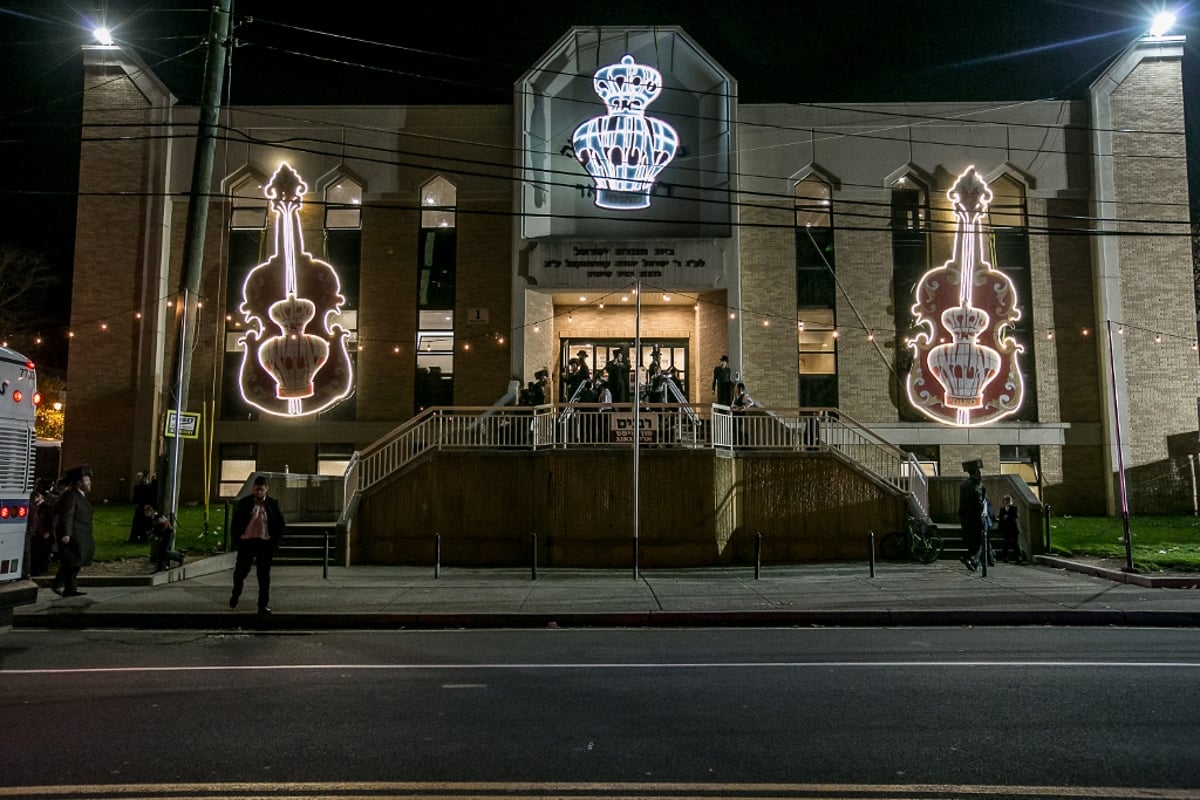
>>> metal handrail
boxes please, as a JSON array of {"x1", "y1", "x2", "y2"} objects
[{"x1": 346, "y1": 404, "x2": 928, "y2": 521}]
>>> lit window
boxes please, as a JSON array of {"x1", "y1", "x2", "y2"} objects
[
  {"x1": 230, "y1": 175, "x2": 267, "y2": 230},
  {"x1": 325, "y1": 178, "x2": 362, "y2": 229}
]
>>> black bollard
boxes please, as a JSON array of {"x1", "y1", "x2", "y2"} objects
[
  {"x1": 868, "y1": 530, "x2": 876, "y2": 578},
  {"x1": 322, "y1": 527, "x2": 329, "y2": 580},
  {"x1": 434, "y1": 532, "x2": 441, "y2": 579},
  {"x1": 531, "y1": 532, "x2": 538, "y2": 581},
  {"x1": 981, "y1": 529, "x2": 989, "y2": 577},
  {"x1": 1044, "y1": 504, "x2": 1052, "y2": 553},
  {"x1": 754, "y1": 531, "x2": 762, "y2": 580}
]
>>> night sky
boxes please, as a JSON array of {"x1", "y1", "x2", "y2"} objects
[{"x1": 1, "y1": 0, "x2": 1196, "y2": 372}]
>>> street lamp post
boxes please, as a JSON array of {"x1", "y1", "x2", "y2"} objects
[
  {"x1": 159, "y1": 0, "x2": 231, "y2": 523},
  {"x1": 1105, "y1": 320, "x2": 1135, "y2": 573}
]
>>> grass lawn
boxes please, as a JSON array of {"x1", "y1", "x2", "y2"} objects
[
  {"x1": 1048, "y1": 514, "x2": 1200, "y2": 573},
  {"x1": 91, "y1": 502, "x2": 231, "y2": 563}
]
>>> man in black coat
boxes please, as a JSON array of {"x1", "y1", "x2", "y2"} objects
[
  {"x1": 957, "y1": 459, "x2": 987, "y2": 572},
  {"x1": 712, "y1": 355, "x2": 734, "y2": 406},
  {"x1": 229, "y1": 474, "x2": 287, "y2": 614},
  {"x1": 129, "y1": 471, "x2": 154, "y2": 543},
  {"x1": 52, "y1": 465, "x2": 94, "y2": 597}
]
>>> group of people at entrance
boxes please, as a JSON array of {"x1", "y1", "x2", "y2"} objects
[
  {"x1": 523, "y1": 345, "x2": 702, "y2": 408},
  {"x1": 957, "y1": 459, "x2": 1028, "y2": 571}
]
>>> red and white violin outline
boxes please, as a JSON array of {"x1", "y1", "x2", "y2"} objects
[
  {"x1": 906, "y1": 166, "x2": 1024, "y2": 427},
  {"x1": 236, "y1": 163, "x2": 353, "y2": 417}
]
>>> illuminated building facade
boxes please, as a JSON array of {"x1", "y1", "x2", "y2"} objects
[{"x1": 64, "y1": 27, "x2": 1196, "y2": 518}]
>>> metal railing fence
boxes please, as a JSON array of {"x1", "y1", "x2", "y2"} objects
[{"x1": 347, "y1": 404, "x2": 927, "y2": 519}]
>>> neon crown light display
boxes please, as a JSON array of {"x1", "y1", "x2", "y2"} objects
[
  {"x1": 905, "y1": 167, "x2": 1025, "y2": 427},
  {"x1": 571, "y1": 54, "x2": 679, "y2": 210},
  {"x1": 236, "y1": 163, "x2": 353, "y2": 417}
]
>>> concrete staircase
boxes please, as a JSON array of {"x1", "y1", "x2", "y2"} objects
[{"x1": 275, "y1": 521, "x2": 337, "y2": 566}]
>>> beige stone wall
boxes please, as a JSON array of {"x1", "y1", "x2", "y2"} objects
[
  {"x1": 454, "y1": 196, "x2": 513, "y2": 406},
  {"x1": 523, "y1": 292, "x2": 554, "y2": 398},
  {"x1": 940, "y1": 445, "x2": 999, "y2": 478},
  {"x1": 697, "y1": 290, "x2": 731, "y2": 404},
  {"x1": 1110, "y1": 59, "x2": 1199, "y2": 471},
  {"x1": 357, "y1": 200, "x2": 418, "y2": 421},
  {"x1": 738, "y1": 199, "x2": 796, "y2": 408},
  {"x1": 835, "y1": 198, "x2": 896, "y2": 421}
]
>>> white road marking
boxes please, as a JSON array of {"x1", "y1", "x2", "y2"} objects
[
  {"x1": 0, "y1": 781, "x2": 1196, "y2": 798},
  {"x1": 2, "y1": 660, "x2": 1200, "y2": 676}
]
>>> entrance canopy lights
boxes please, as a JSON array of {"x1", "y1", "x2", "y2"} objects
[{"x1": 572, "y1": 55, "x2": 679, "y2": 211}]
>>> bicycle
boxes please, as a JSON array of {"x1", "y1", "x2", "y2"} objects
[{"x1": 879, "y1": 520, "x2": 944, "y2": 564}]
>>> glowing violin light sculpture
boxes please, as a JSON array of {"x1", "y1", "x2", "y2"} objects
[
  {"x1": 236, "y1": 163, "x2": 353, "y2": 416},
  {"x1": 906, "y1": 167, "x2": 1024, "y2": 426},
  {"x1": 571, "y1": 54, "x2": 679, "y2": 210}
]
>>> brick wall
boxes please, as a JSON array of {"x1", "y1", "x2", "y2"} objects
[
  {"x1": 835, "y1": 197, "x2": 895, "y2": 420},
  {"x1": 1110, "y1": 59, "x2": 1199, "y2": 475},
  {"x1": 738, "y1": 199, "x2": 796, "y2": 407}
]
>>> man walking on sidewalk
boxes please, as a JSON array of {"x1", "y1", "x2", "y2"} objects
[
  {"x1": 957, "y1": 459, "x2": 987, "y2": 572},
  {"x1": 52, "y1": 465, "x2": 94, "y2": 597},
  {"x1": 229, "y1": 475, "x2": 286, "y2": 615}
]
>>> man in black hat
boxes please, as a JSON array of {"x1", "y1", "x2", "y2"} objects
[
  {"x1": 575, "y1": 349, "x2": 591, "y2": 383},
  {"x1": 957, "y1": 459, "x2": 987, "y2": 572},
  {"x1": 712, "y1": 355, "x2": 734, "y2": 406},
  {"x1": 229, "y1": 474, "x2": 287, "y2": 614},
  {"x1": 52, "y1": 465, "x2": 94, "y2": 597},
  {"x1": 604, "y1": 347, "x2": 628, "y2": 403}
]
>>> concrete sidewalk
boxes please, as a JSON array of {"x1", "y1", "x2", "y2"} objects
[{"x1": 11, "y1": 555, "x2": 1200, "y2": 630}]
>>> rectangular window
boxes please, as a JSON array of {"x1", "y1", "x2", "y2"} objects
[
  {"x1": 416, "y1": 310, "x2": 454, "y2": 412},
  {"x1": 218, "y1": 443, "x2": 256, "y2": 498},
  {"x1": 325, "y1": 229, "x2": 361, "y2": 329},
  {"x1": 993, "y1": 228, "x2": 1037, "y2": 422},
  {"x1": 221, "y1": 230, "x2": 266, "y2": 421},
  {"x1": 796, "y1": 227, "x2": 836, "y2": 307},
  {"x1": 418, "y1": 227, "x2": 457, "y2": 309},
  {"x1": 798, "y1": 308, "x2": 837, "y2": 406},
  {"x1": 316, "y1": 443, "x2": 355, "y2": 477},
  {"x1": 902, "y1": 445, "x2": 940, "y2": 477},
  {"x1": 891, "y1": 189, "x2": 927, "y2": 271},
  {"x1": 1000, "y1": 445, "x2": 1041, "y2": 499}
]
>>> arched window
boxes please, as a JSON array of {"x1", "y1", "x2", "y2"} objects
[
  {"x1": 319, "y1": 174, "x2": 362, "y2": 421},
  {"x1": 421, "y1": 176, "x2": 457, "y2": 229},
  {"x1": 795, "y1": 176, "x2": 837, "y2": 406},
  {"x1": 416, "y1": 177, "x2": 457, "y2": 413},
  {"x1": 229, "y1": 175, "x2": 267, "y2": 230},
  {"x1": 324, "y1": 177, "x2": 362, "y2": 229},
  {"x1": 890, "y1": 176, "x2": 928, "y2": 271},
  {"x1": 987, "y1": 174, "x2": 1036, "y2": 421},
  {"x1": 222, "y1": 172, "x2": 269, "y2": 420}
]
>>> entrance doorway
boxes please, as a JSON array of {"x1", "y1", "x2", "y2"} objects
[{"x1": 560, "y1": 338, "x2": 690, "y2": 402}]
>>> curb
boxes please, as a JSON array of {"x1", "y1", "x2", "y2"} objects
[
  {"x1": 15, "y1": 608, "x2": 1200, "y2": 631},
  {"x1": 31, "y1": 552, "x2": 237, "y2": 588},
  {"x1": 1035, "y1": 555, "x2": 1200, "y2": 589}
]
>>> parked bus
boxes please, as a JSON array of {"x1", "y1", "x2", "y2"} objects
[{"x1": 0, "y1": 346, "x2": 38, "y2": 584}]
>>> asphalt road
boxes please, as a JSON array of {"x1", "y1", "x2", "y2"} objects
[{"x1": 2, "y1": 627, "x2": 1198, "y2": 799}]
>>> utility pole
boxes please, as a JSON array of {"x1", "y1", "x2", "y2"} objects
[{"x1": 160, "y1": 0, "x2": 232, "y2": 523}]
